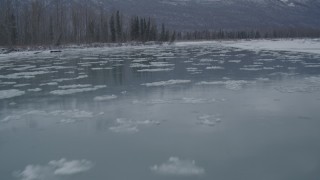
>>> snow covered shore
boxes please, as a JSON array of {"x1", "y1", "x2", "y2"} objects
[
  {"x1": 1, "y1": 39, "x2": 320, "y2": 59},
  {"x1": 221, "y1": 39, "x2": 320, "y2": 54}
]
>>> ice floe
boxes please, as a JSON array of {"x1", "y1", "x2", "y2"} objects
[
  {"x1": 0, "y1": 71, "x2": 50, "y2": 79},
  {"x1": 109, "y1": 118, "x2": 160, "y2": 133},
  {"x1": 196, "y1": 80, "x2": 253, "y2": 90},
  {"x1": 13, "y1": 84, "x2": 30, "y2": 87},
  {"x1": 150, "y1": 157, "x2": 205, "y2": 176},
  {"x1": 13, "y1": 158, "x2": 93, "y2": 180},
  {"x1": 1, "y1": 115, "x2": 22, "y2": 123},
  {"x1": 137, "y1": 68, "x2": 174, "y2": 72},
  {"x1": 142, "y1": 80, "x2": 191, "y2": 87},
  {"x1": 58, "y1": 84, "x2": 92, "y2": 89},
  {"x1": 0, "y1": 89, "x2": 25, "y2": 99},
  {"x1": 50, "y1": 85, "x2": 106, "y2": 95},
  {"x1": 206, "y1": 66, "x2": 224, "y2": 70},
  {"x1": 27, "y1": 88, "x2": 42, "y2": 92},
  {"x1": 197, "y1": 114, "x2": 221, "y2": 127},
  {"x1": 94, "y1": 95, "x2": 118, "y2": 101}
]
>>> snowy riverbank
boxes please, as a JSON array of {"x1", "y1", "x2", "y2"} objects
[{"x1": 1, "y1": 39, "x2": 320, "y2": 59}]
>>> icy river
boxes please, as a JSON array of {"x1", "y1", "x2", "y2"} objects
[{"x1": 1, "y1": 40, "x2": 320, "y2": 180}]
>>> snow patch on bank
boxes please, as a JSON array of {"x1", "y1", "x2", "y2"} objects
[{"x1": 223, "y1": 39, "x2": 320, "y2": 54}]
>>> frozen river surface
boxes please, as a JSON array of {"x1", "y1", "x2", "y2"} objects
[{"x1": 1, "y1": 40, "x2": 320, "y2": 180}]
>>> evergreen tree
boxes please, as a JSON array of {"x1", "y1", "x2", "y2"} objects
[{"x1": 110, "y1": 14, "x2": 116, "y2": 42}]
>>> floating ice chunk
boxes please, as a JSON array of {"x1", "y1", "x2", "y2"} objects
[
  {"x1": 136, "y1": 120, "x2": 161, "y2": 125},
  {"x1": 13, "y1": 158, "x2": 93, "y2": 180},
  {"x1": 12, "y1": 65, "x2": 37, "y2": 71},
  {"x1": 150, "y1": 157, "x2": 205, "y2": 176},
  {"x1": 109, "y1": 122, "x2": 139, "y2": 133},
  {"x1": 196, "y1": 80, "x2": 252, "y2": 90},
  {"x1": 94, "y1": 95, "x2": 118, "y2": 101},
  {"x1": 91, "y1": 67, "x2": 112, "y2": 70},
  {"x1": 225, "y1": 80, "x2": 251, "y2": 90},
  {"x1": 109, "y1": 118, "x2": 139, "y2": 133},
  {"x1": 132, "y1": 58, "x2": 148, "y2": 63},
  {"x1": 240, "y1": 67, "x2": 261, "y2": 71},
  {"x1": 59, "y1": 119, "x2": 77, "y2": 124},
  {"x1": 0, "y1": 71, "x2": 50, "y2": 79},
  {"x1": 13, "y1": 84, "x2": 30, "y2": 87},
  {"x1": 196, "y1": 81, "x2": 226, "y2": 85},
  {"x1": 137, "y1": 68, "x2": 173, "y2": 72},
  {"x1": 181, "y1": 97, "x2": 215, "y2": 104},
  {"x1": 228, "y1": 60, "x2": 241, "y2": 63},
  {"x1": 0, "y1": 89, "x2": 25, "y2": 99},
  {"x1": 199, "y1": 59, "x2": 214, "y2": 62},
  {"x1": 27, "y1": 88, "x2": 42, "y2": 92},
  {"x1": 58, "y1": 84, "x2": 92, "y2": 89},
  {"x1": 305, "y1": 76, "x2": 320, "y2": 83},
  {"x1": 40, "y1": 82, "x2": 58, "y2": 86},
  {"x1": 49, "y1": 109, "x2": 93, "y2": 118},
  {"x1": 256, "y1": 78, "x2": 270, "y2": 81},
  {"x1": 305, "y1": 64, "x2": 320, "y2": 68},
  {"x1": 206, "y1": 66, "x2": 224, "y2": 70},
  {"x1": 142, "y1": 80, "x2": 191, "y2": 87},
  {"x1": 82, "y1": 57, "x2": 99, "y2": 60},
  {"x1": 0, "y1": 81, "x2": 16, "y2": 85},
  {"x1": 52, "y1": 75, "x2": 88, "y2": 82},
  {"x1": 109, "y1": 118, "x2": 160, "y2": 133},
  {"x1": 150, "y1": 62, "x2": 175, "y2": 67},
  {"x1": 50, "y1": 85, "x2": 106, "y2": 95},
  {"x1": 1, "y1": 115, "x2": 21, "y2": 123},
  {"x1": 197, "y1": 114, "x2": 221, "y2": 127},
  {"x1": 130, "y1": 63, "x2": 151, "y2": 68},
  {"x1": 263, "y1": 67, "x2": 275, "y2": 70}
]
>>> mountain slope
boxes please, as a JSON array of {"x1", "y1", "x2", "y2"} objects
[{"x1": 98, "y1": 0, "x2": 320, "y2": 30}]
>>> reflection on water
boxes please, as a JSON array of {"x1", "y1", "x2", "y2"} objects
[{"x1": 1, "y1": 42, "x2": 320, "y2": 180}]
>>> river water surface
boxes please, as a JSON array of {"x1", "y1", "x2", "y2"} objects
[{"x1": 1, "y1": 41, "x2": 320, "y2": 180}]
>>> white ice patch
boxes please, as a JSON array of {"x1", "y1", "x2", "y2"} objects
[
  {"x1": 196, "y1": 80, "x2": 252, "y2": 90},
  {"x1": 94, "y1": 95, "x2": 118, "y2": 101},
  {"x1": 142, "y1": 80, "x2": 191, "y2": 87},
  {"x1": 228, "y1": 60, "x2": 241, "y2": 63},
  {"x1": 40, "y1": 82, "x2": 58, "y2": 86},
  {"x1": 0, "y1": 89, "x2": 25, "y2": 99},
  {"x1": 13, "y1": 158, "x2": 93, "y2": 180},
  {"x1": 27, "y1": 88, "x2": 42, "y2": 92},
  {"x1": 13, "y1": 84, "x2": 30, "y2": 87},
  {"x1": 206, "y1": 66, "x2": 224, "y2": 70},
  {"x1": 58, "y1": 84, "x2": 92, "y2": 89},
  {"x1": 1, "y1": 115, "x2": 21, "y2": 123},
  {"x1": 52, "y1": 75, "x2": 88, "y2": 82},
  {"x1": 50, "y1": 85, "x2": 106, "y2": 95},
  {"x1": 91, "y1": 67, "x2": 112, "y2": 70},
  {"x1": 109, "y1": 118, "x2": 160, "y2": 133},
  {"x1": 150, "y1": 157, "x2": 205, "y2": 176},
  {"x1": 223, "y1": 39, "x2": 320, "y2": 54},
  {"x1": 49, "y1": 109, "x2": 94, "y2": 119},
  {"x1": 137, "y1": 68, "x2": 173, "y2": 72},
  {"x1": 181, "y1": 97, "x2": 216, "y2": 104},
  {"x1": 197, "y1": 114, "x2": 221, "y2": 127},
  {"x1": 0, "y1": 71, "x2": 50, "y2": 79}
]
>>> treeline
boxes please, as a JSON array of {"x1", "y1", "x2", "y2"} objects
[
  {"x1": 176, "y1": 28, "x2": 320, "y2": 40},
  {"x1": 1, "y1": 0, "x2": 320, "y2": 47},
  {"x1": 0, "y1": 0, "x2": 175, "y2": 46}
]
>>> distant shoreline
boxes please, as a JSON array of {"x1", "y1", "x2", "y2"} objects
[{"x1": 1, "y1": 38, "x2": 319, "y2": 56}]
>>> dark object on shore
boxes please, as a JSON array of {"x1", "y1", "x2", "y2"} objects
[{"x1": 50, "y1": 50, "x2": 62, "y2": 53}]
